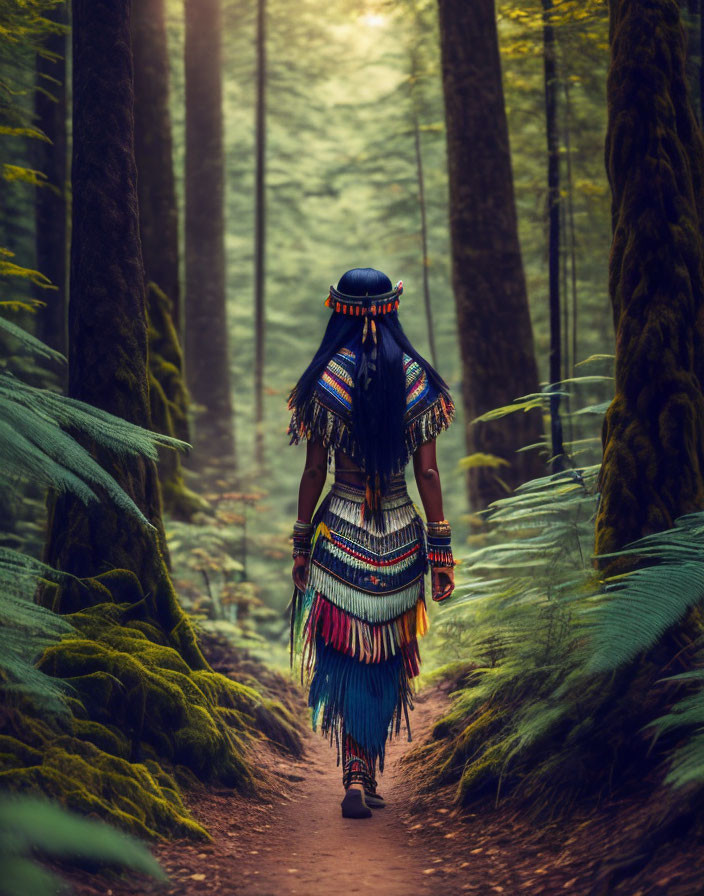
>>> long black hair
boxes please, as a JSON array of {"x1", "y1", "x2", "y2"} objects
[{"x1": 289, "y1": 268, "x2": 451, "y2": 491}]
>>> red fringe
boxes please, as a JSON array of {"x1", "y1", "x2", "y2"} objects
[{"x1": 302, "y1": 592, "x2": 425, "y2": 678}]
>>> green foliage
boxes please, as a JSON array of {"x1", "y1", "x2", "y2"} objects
[
  {"x1": 0, "y1": 794, "x2": 167, "y2": 896},
  {"x1": 497, "y1": 0, "x2": 613, "y2": 390},
  {"x1": 582, "y1": 514, "x2": 704, "y2": 673},
  {"x1": 162, "y1": 0, "x2": 616, "y2": 630},
  {"x1": 0, "y1": 310, "x2": 61, "y2": 360},
  {"x1": 0, "y1": 321, "x2": 300, "y2": 847},
  {"x1": 0, "y1": 305, "x2": 186, "y2": 718},
  {"x1": 415, "y1": 371, "x2": 704, "y2": 814},
  {"x1": 645, "y1": 671, "x2": 704, "y2": 789},
  {"x1": 0, "y1": 0, "x2": 68, "y2": 316},
  {"x1": 0, "y1": 368, "x2": 188, "y2": 529},
  {"x1": 36, "y1": 578, "x2": 292, "y2": 785},
  {"x1": 166, "y1": 488, "x2": 291, "y2": 664},
  {"x1": 0, "y1": 547, "x2": 77, "y2": 715}
]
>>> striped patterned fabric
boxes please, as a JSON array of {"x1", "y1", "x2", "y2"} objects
[
  {"x1": 291, "y1": 475, "x2": 429, "y2": 772},
  {"x1": 287, "y1": 337, "x2": 455, "y2": 779},
  {"x1": 287, "y1": 346, "x2": 454, "y2": 462}
]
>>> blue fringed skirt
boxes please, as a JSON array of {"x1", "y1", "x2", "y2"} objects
[{"x1": 290, "y1": 475, "x2": 429, "y2": 771}]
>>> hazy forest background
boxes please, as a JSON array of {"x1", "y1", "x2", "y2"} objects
[
  {"x1": 5, "y1": 0, "x2": 704, "y2": 892},
  {"x1": 2, "y1": 0, "x2": 617, "y2": 666}
]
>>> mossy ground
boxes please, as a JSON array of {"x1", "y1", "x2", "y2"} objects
[{"x1": 2, "y1": 569, "x2": 302, "y2": 841}]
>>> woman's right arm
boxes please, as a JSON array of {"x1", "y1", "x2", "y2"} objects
[
  {"x1": 413, "y1": 439, "x2": 455, "y2": 601},
  {"x1": 412, "y1": 438, "x2": 444, "y2": 522}
]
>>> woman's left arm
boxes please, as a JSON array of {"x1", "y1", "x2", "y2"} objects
[{"x1": 292, "y1": 437, "x2": 328, "y2": 590}]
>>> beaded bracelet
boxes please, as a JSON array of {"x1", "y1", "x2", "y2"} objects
[
  {"x1": 426, "y1": 519, "x2": 455, "y2": 569},
  {"x1": 292, "y1": 519, "x2": 313, "y2": 559}
]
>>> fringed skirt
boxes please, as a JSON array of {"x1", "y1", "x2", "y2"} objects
[{"x1": 290, "y1": 475, "x2": 429, "y2": 772}]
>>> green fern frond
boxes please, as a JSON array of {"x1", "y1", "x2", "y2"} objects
[
  {"x1": 0, "y1": 417, "x2": 103, "y2": 499},
  {"x1": 645, "y1": 687, "x2": 704, "y2": 741},
  {"x1": 2, "y1": 164, "x2": 50, "y2": 187},
  {"x1": 0, "y1": 373, "x2": 188, "y2": 458},
  {"x1": 0, "y1": 253, "x2": 54, "y2": 287},
  {"x1": 0, "y1": 371, "x2": 191, "y2": 529},
  {"x1": 0, "y1": 794, "x2": 167, "y2": 896},
  {"x1": 0, "y1": 547, "x2": 79, "y2": 715},
  {"x1": 0, "y1": 316, "x2": 65, "y2": 362},
  {"x1": 581, "y1": 513, "x2": 704, "y2": 673},
  {"x1": 0, "y1": 124, "x2": 50, "y2": 141},
  {"x1": 575, "y1": 353, "x2": 615, "y2": 366},
  {"x1": 662, "y1": 732, "x2": 704, "y2": 789}
]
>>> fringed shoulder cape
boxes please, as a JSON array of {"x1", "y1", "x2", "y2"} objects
[
  {"x1": 287, "y1": 345, "x2": 455, "y2": 469},
  {"x1": 287, "y1": 344, "x2": 455, "y2": 770}
]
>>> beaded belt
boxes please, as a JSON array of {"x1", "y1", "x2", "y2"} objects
[{"x1": 331, "y1": 474, "x2": 410, "y2": 507}]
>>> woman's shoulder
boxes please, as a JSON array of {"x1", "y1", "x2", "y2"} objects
[
  {"x1": 317, "y1": 345, "x2": 356, "y2": 412},
  {"x1": 401, "y1": 352, "x2": 456, "y2": 452},
  {"x1": 402, "y1": 352, "x2": 430, "y2": 411},
  {"x1": 287, "y1": 345, "x2": 358, "y2": 453}
]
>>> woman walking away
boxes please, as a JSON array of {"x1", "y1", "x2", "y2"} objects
[{"x1": 288, "y1": 267, "x2": 456, "y2": 819}]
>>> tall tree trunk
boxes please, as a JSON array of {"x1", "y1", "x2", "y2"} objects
[
  {"x1": 131, "y1": 0, "x2": 181, "y2": 338},
  {"x1": 253, "y1": 0, "x2": 266, "y2": 468},
  {"x1": 437, "y1": 0, "x2": 545, "y2": 510},
  {"x1": 413, "y1": 108, "x2": 437, "y2": 368},
  {"x1": 682, "y1": 0, "x2": 702, "y2": 122},
  {"x1": 44, "y1": 0, "x2": 208, "y2": 671},
  {"x1": 408, "y1": 3, "x2": 438, "y2": 368},
  {"x1": 542, "y1": 0, "x2": 564, "y2": 470},
  {"x1": 184, "y1": 0, "x2": 236, "y2": 478},
  {"x1": 563, "y1": 76, "x2": 579, "y2": 376},
  {"x1": 596, "y1": 0, "x2": 704, "y2": 557},
  {"x1": 34, "y1": 1, "x2": 68, "y2": 361},
  {"x1": 132, "y1": 0, "x2": 201, "y2": 519},
  {"x1": 700, "y1": 1, "x2": 704, "y2": 124}
]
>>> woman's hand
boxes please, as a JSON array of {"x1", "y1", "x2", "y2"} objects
[
  {"x1": 292, "y1": 554, "x2": 310, "y2": 592},
  {"x1": 432, "y1": 566, "x2": 455, "y2": 602}
]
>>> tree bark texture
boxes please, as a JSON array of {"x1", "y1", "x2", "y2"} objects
[
  {"x1": 184, "y1": 0, "x2": 236, "y2": 476},
  {"x1": 596, "y1": 0, "x2": 704, "y2": 556},
  {"x1": 437, "y1": 0, "x2": 545, "y2": 511},
  {"x1": 131, "y1": 0, "x2": 182, "y2": 337},
  {"x1": 413, "y1": 106, "x2": 438, "y2": 369},
  {"x1": 131, "y1": 0, "x2": 195, "y2": 515},
  {"x1": 44, "y1": 0, "x2": 207, "y2": 671},
  {"x1": 542, "y1": 0, "x2": 565, "y2": 470},
  {"x1": 253, "y1": 0, "x2": 266, "y2": 468},
  {"x1": 34, "y1": 2, "x2": 68, "y2": 359}
]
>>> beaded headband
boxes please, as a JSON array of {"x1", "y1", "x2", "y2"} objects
[{"x1": 324, "y1": 280, "x2": 403, "y2": 316}]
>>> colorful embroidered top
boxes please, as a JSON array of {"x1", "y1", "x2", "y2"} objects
[{"x1": 287, "y1": 344, "x2": 455, "y2": 467}]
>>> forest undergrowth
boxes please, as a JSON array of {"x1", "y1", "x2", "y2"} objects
[
  {"x1": 0, "y1": 305, "x2": 304, "y2": 894},
  {"x1": 405, "y1": 374, "x2": 704, "y2": 860}
]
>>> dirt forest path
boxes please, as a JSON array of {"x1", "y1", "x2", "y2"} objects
[
  {"x1": 57, "y1": 680, "x2": 701, "y2": 896},
  {"x1": 210, "y1": 691, "x2": 445, "y2": 896}
]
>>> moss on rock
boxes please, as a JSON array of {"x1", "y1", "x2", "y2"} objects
[
  {"x1": 3, "y1": 569, "x2": 303, "y2": 841},
  {"x1": 0, "y1": 701, "x2": 209, "y2": 841}
]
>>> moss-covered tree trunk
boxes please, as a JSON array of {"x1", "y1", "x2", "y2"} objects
[
  {"x1": 43, "y1": 0, "x2": 208, "y2": 672},
  {"x1": 184, "y1": 0, "x2": 236, "y2": 479},
  {"x1": 437, "y1": 0, "x2": 545, "y2": 511},
  {"x1": 595, "y1": 0, "x2": 704, "y2": 557},
  {"x1": 34, "y1": 1, "x2": 68, "y2": 360}
]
